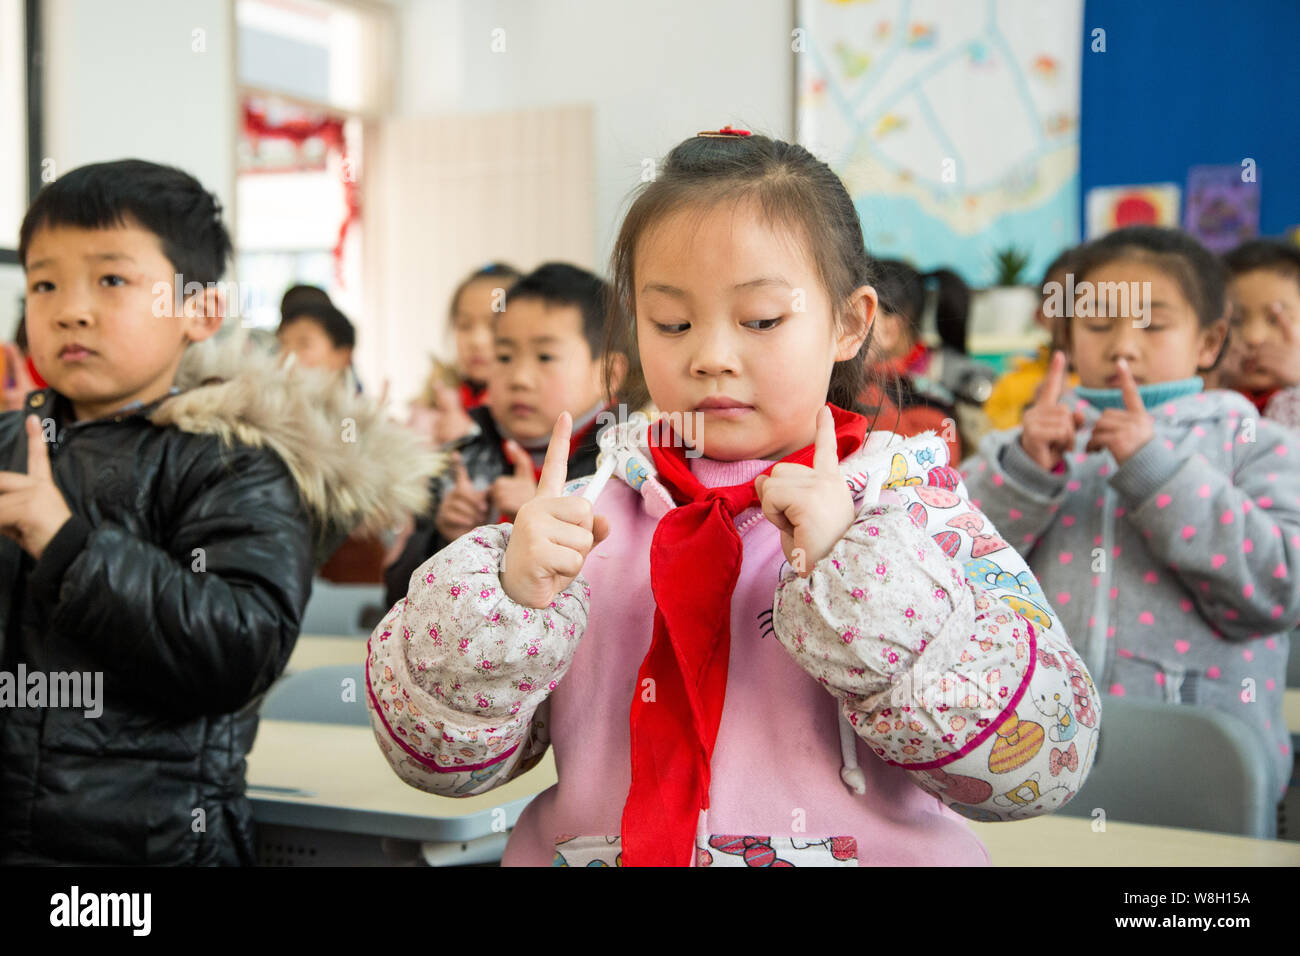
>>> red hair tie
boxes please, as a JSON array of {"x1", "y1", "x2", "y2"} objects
[{"x1": 697, "y1": 125, "x2": 751, "y2": 137}]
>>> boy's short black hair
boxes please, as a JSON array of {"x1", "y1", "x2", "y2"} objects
[
  {"x1": 280, "y1": 284, "x2": 333, "y2": 323},
  {"x1": 1223, "y1": 239, "x2": 1300, "y2": 289},
  {"x1": 18, "y1": 159, "x2": 231, "y2": 287},
  {"x1": 1072, "y1": 226, "x2": 1227, "y2": 328},
  {"x1": 278, "y1": 301, "x2": 356, "y2": 350},
  {"x1": 505, "y1": 262, "x2": 610, "y2": 358}
]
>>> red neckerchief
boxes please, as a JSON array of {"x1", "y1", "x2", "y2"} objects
[
  {"x1": 493, "y1": 407, "x2": 608, "y2": 524},
  {"x1": 26, "y1": 356, "x2": 47, "y2": 389},
  {"x1": 459, "y1": 379, "x2": 487, "y2": 410},
  {"x1": 872, "y1": 341, "x2": 929, "y2": 379},
  {"x1": 1239, "y1": 386, "x2": 1279, "y2": 414},
  {"x1": 620, "y1": 403, "x2": 871, "y2": 866}
]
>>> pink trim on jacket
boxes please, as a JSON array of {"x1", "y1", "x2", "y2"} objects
[
  {"x1": 365, "y1": 650, "x2": 520, "y2": 773},
  {"x1": 879, "y1": 623, "x2": 1039, "y2": 771}
]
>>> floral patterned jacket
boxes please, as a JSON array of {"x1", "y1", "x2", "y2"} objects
[{"x1": 366, "y1": 420, "x2": 1099, "y2": 866}]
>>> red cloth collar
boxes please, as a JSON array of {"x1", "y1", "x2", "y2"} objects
[
  {"x1": 874, "y1": 341, "x2": 929, "y2": 379},
  {"x1": 620, "y1": 403, "x2": 870, "y2": 866},
  {"x1": 26, "y1": 356, "x2": 47, "y2": 389},
  {"x1": 459, "y1": 379, "x2": 487, "y2": 410},
  {"x1": 1239, "y1": 387, "x2": 1279, "y2": 414}
]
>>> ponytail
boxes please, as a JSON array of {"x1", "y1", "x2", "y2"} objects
[{"x1": 925, "y1": 268, "x2": 971, "y2": 354}]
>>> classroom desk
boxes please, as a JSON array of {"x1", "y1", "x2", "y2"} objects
[
  {"x1": 284, "y1": 634, "x2": 367, "y2": 674},
  {"x1": 969, "y1": 815, "x2": 1300, "y2": 866},
  {"x1": 1284, "y1": 689, "x2": 1300, "y2": 735},
  {"x1": 247, "y1": 719, "x2": 557, "y2": 844},
  {"x1": 247, "y1": 720, "x2": 1300, "y2": 866}
]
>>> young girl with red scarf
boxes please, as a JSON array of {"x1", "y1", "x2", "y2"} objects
[
  {"x1": 366, "y1": 131, "x2": 1098, "y2": 866},
  {"x1": 408, "y1": 262, "x2": 523, "y2": 446}
]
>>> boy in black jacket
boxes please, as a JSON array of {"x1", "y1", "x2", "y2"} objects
[
  {"x1": 384, "y1": 263, "x2": 625, "y2": 608},
  {"x1": 0, "y1": 160, "x2": 430, "y2": 864}
]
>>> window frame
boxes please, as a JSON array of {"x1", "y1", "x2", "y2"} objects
[{"x1": 1, "y1": 0, "x2": 42, "y2": 264}]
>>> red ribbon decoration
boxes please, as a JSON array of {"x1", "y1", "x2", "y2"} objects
[{"x1": 241, "y1": 101, "x2": 359, "y2": 288}]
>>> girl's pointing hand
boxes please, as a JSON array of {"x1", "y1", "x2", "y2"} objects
[
  {"x1": 754, "y1": 405, "x2": 853, "y2": 577},
  {"x1": 500, "y1": 412, "x2": 611, "y2": 608}
]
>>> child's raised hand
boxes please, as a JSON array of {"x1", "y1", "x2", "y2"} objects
[
  {"x1": 1020, "y1": 350, "x2": 1087, "y2": 472},
  {"x1": 500, "y1": 412, "x2": 611, "y2": 608},
  {"x1": 1085, "y1": 357, "x2": 1154, "y2": 463},
  {"x1": 434, "y1": 452, "x2": 490, "y2": 543},
  {"x1": 1, "y1": 343, "x2": 35, "y2": 412},
  {"x1": 753, "y1": 405, "x2": 854, "y2": 577},
  {"x1": 431, "y1": 384, "x2": 475, "y2": 445},
  {"x1": 1251, "y1": 301, "x2": 1300, "y2": 388},
  {"x1": 489, "y1": 440, "x2": 538, "y2": 522},
  {"x1": 0, "y1": 415, "x2": 73, "y2": 560}
]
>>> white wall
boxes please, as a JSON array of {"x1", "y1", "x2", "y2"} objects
[
  {"x1": 395, "y1": 0, "x2": 795, "y2": 270},
  {"x1": 42, "y1": 0, "x2": 237, "y2": 229}
]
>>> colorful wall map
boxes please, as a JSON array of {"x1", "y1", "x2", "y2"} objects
[{"x1": 796, "y1": 0, "x2": 1084, "y2": 286}]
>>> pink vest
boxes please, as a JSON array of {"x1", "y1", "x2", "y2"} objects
[{"x1": 502, "y1": 455, "x2": 990, "y2": 866}]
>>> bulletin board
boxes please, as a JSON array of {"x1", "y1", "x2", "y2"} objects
[
  {"x1": 1080, "y1": 0, "x2": 1300, "y2": 241},
  {"x1": 795, "y1": 0, "x2": 1085, "y2": 287}
]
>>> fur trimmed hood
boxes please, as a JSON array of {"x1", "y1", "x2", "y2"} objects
[{"x1": 151, "y1": 333, "x2": 442, "y2": 536}]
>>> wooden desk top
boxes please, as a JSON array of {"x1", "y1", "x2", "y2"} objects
[
  {"x1": 1284, "y1": 688, "x2": 1300, "y2": 735},
  {"x1": 285, "y1": 635, "x2": 368, "y2": 674},
  {"x1": 247, "y1": 719, "x2": 558, "y2": 842},
  {"x1": 969, "y1": 815, "x2": 1300, "y2": 866},
  {"x1": 248, "y1": 720, "x2": 1300, "y2": 863}
]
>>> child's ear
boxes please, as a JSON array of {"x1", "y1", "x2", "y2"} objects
[
  {"x1": 1197, "y1": 314, "x2": 1231, "y2": 371},
  {"x1": 181, "y1": 285, "x2": 224, "y2": 344},
  {"x1": 604, "y1": 352, "x2": 629, "y2": 398},
  {"x1": 836, "y1": 285, "x2": 876, "y2": 361}
]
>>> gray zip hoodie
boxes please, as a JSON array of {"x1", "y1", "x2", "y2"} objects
[{"x1": 961, "y1": 385, "x2": 1299, "y2": 798}]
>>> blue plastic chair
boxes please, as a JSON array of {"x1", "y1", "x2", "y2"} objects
[
  {"x1": 261, "y1": 664, "x2": 370, "y2": 726},
  {"x1": 300, "y1": 579, "x2": 385, "y2": 636},
  {"x1": 1055, "y1": 695, "x2": 1277, "y2": 838}
]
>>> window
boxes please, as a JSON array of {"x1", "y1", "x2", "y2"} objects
[
  {"x1": 233, "y1": 0, "x2": 390, "y2": 331},
  {"x1": 1, "y1": 0, "x2": 31, "y2": 257},
  {"x1": 0, "y1": 0, "x2": 37, "y2": 341}
]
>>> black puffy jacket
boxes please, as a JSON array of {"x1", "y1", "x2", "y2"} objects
[{"x1": 0, "y1": 339, "x2": 436, "y2": 865}]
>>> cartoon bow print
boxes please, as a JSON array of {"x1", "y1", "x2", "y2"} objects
[{"x1": 1049, "y1": 742, "x2": 1079, "y2": 776}]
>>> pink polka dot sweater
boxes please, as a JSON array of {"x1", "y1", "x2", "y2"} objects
[
  {"x1": 366, "y1": 423, "x2": 1098, "y2": 866},
  {"x1": 962, "y1": 386, "x2": 1299, "y2": 798}
]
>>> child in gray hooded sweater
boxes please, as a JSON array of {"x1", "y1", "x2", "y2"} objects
[{"x1": 962, "y1": 227, "x2": 1300, "y2": 800}]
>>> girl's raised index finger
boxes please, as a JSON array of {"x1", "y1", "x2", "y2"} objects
[
  {"x1": 536, "y1": 411, "x2": 572, "y2": 498},
  {"x1": 1116, "y1": 358, "x2": 1146, "y2": 412},
  {"x1": 1041, "y1": 350, "x2": 1067, "y2": 404},
  {"x1": 813, "y1": 404, "x2": 840, "y2": 474}
]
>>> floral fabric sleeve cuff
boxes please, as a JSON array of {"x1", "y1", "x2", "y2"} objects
[
  {"x1": 773, "y1": 500, "x2": 1100, "y2": 821},
  {"x1": 366, "y1": 523, "x2": 589, "y2": 796}
]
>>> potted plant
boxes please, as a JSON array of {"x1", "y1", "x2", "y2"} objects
[{"x1": 968, "y1": 243, "x2": 1042, "y2": 348}]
